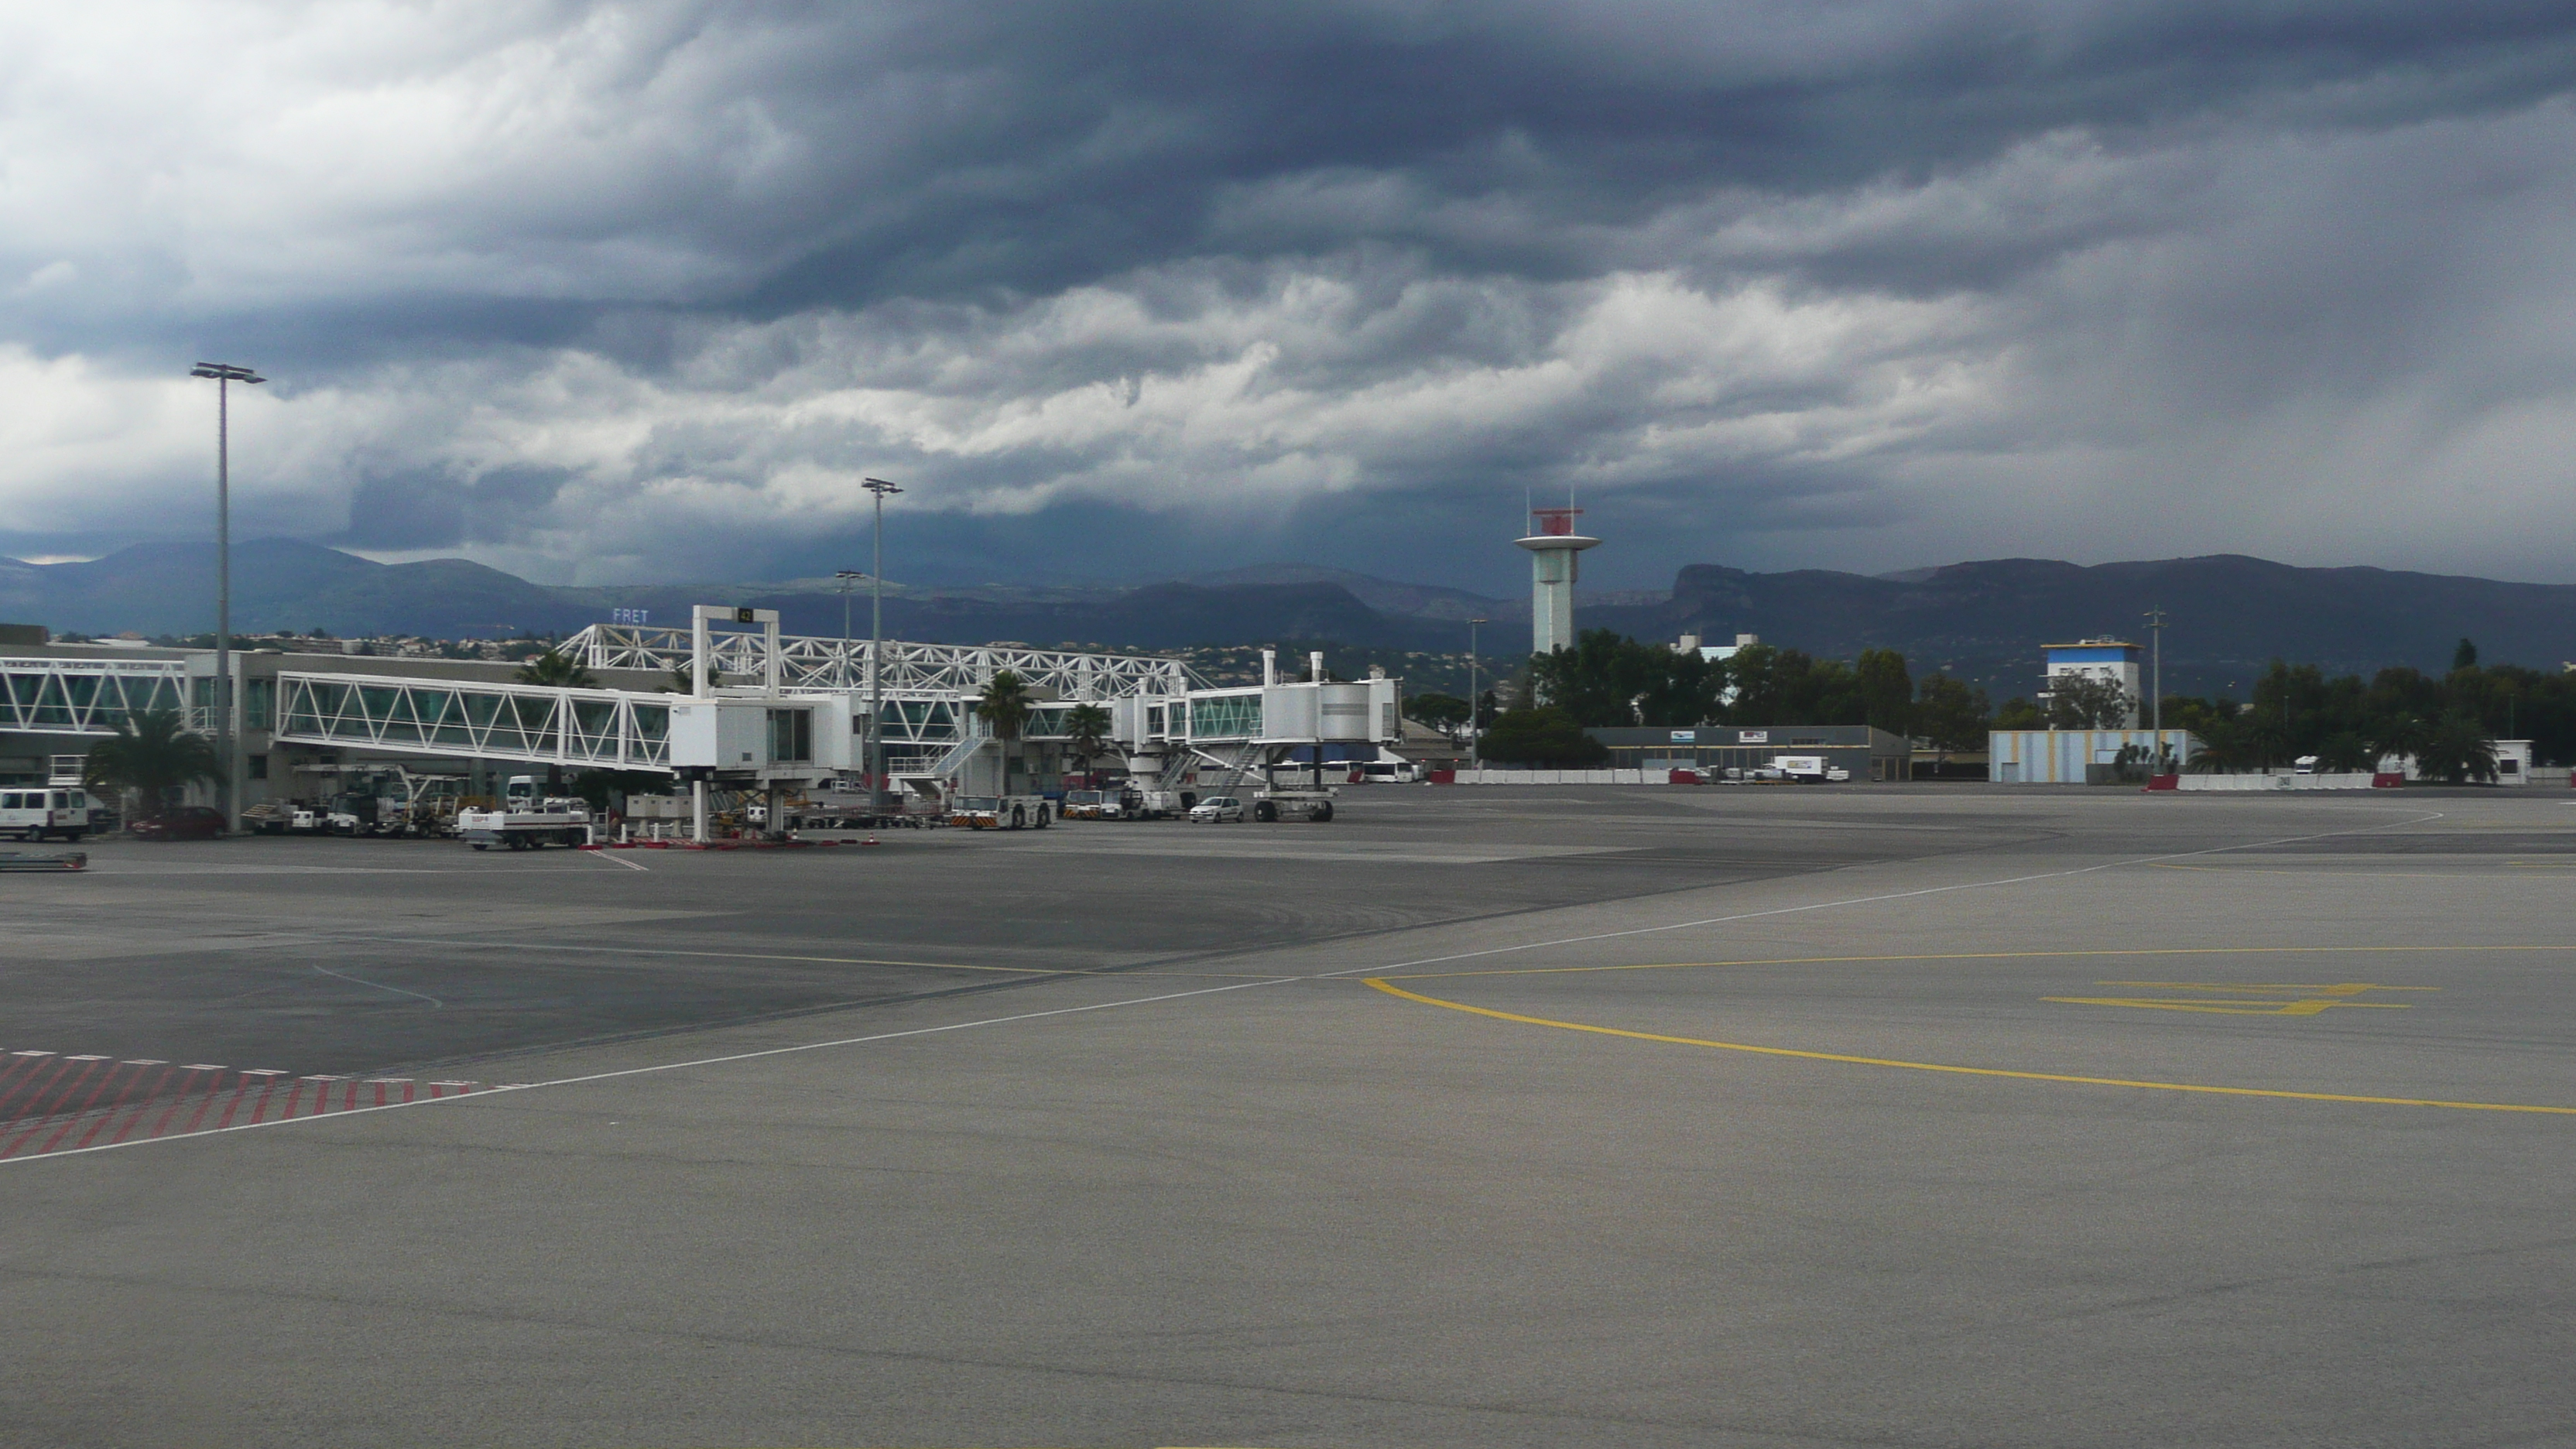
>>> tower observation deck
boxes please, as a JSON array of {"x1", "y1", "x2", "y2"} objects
[{"x1": 1516, "y1": 506, "x2": 1600, "y2": 656}]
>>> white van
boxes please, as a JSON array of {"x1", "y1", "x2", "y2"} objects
[{"x1": 1, "y1": 786, "x2": 91, "y2": 841}]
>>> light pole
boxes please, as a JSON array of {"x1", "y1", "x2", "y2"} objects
[
  {"x1": 862, "y1": 478, "x2": 903, "y2": 814},
  {"x1": 834, "y1": 566, "x2": 864, "y2": 794},
  {"x1": 1467, "y1": 616, "x2": 1486, "y2": 773},
  {"x1": 2145, "y1": 605, "x2": 2167, "y2": 772},
  {"x1": 189, "y1": 361, "x2": 263, "y2": 833}
]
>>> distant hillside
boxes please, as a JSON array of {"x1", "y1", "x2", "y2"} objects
[
  {"x1": 11, "y1": 543, "x2": 2576, "y2": 699},
  {"x1": 1584, "y1": 554, "x2": 2576, "y2": 696},
  {"x1": 0, "y1": 540, "x2": 592, "y2": 638}
]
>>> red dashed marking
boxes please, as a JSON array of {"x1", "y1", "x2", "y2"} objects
[{"x1": 0, "y1": 1049, "x2": 492, "y2": 1160}]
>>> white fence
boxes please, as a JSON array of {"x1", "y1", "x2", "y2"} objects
[{"x1": 2174, "y1": 772, "x2": 2381, "y2": 792}]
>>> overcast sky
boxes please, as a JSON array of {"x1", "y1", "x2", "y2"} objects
[{"x1": 6, "y1": 1, "x2": 2576, "y2": 593}]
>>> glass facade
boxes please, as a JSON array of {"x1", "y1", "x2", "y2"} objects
[{"x1": 1187, "y1": 694, "x2": 1262, "y2": 739}]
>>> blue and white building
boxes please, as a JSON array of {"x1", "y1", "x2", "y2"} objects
[{"x1": 2042, "y1": 639, "x2": 2143, "y2": 728}]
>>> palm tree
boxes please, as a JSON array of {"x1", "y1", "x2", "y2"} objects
[
  {"x1": 2413, "y1": 714, "x2": 2498, "y2": 784},
  {"x1": 2184, "y1": 715, "x2": 2261, "y2": 773},
  {"x1": 84, "y1": 708, "x2": 220, "y2": 821},
  {"x1": 2367, "y1": 714, "x2": 2434, "y2": 776},
  {"x1": 1063, "y1": 703, "x2": 1113, "y2": 779},
  {"x1": 514, "y1": 648, "x2": 599, "y2": 689},
  {"x1": 2313, "y1": 731, "x2": 2376, "y2": 775},
  {"x1": 975, "y1": 671, "x2": 1035, "y2": 793}
]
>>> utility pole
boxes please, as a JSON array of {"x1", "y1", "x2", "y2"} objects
[
  {"x1": 1467, "y1": 616, "x2": 1486, "y2": 774},
  {"x1": 189, "y1": 362, "x2": 263, "y2": 834},
  {"x1": 2144, "y1": 605, "x2": 2167, "y2": 772},
  {"x1": 862, "y1": 478, "x2": 903, "y2": 815}
]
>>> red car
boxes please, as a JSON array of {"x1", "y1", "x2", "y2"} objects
[{"x1": 130, "y1": 807, "x2": 227, "y2": 841}]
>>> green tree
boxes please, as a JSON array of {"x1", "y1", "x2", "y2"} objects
[
  {"x1": 1912, "y1": 674, "x2": 1992, "y2": 755},
  {"x1": 515, "y1": 648, "x2": 599, "y2": 689},
  {"x1": 83, "y1": 707, "x2": 220, "y2": 820},
  {"x1": 2312, "y1": 731, "x2": 2376, "y2": 774},
  {"x1": 1855, "y1": 649, "x2": 1913, "y2": 738},
  {"x1": 1062, "y1": 703, "x2": 1113, "y2": 777},
  {"x1": 2045, "y1": 675, "x2": 2132, "y2": 729},
  {"x1": 2452, "y1": 638, "x2": 2479, "y2": 671},
  {"x1": 1408, "y1": 693, "x2": 1472, "y2": 740},
  {"x1": 2367, "y1": 712, "x2": 2433, "y2": 770},
  {"x1": 1992, "y1": 697, "x2": 2047, "y2": 730},
  {"x1": 2413, "y1": 714, "x2": 2498, "y2": 784},
  {"x1": 1478, "y1": 707, "x2": 1611, "y2": 767},
  {"x1": 1530, "y1": 629, "x2": 1725, "y2": 727},
  {"x1": 975, "y1": 670, "x2": 1036, "y2": 792},
  {"x1": 1728, "y1": 644, "x2": 1864, "y2": 726}
]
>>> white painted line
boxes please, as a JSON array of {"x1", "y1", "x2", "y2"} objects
[
  {"x1": 5, "y1": 977, "x2": 1293, "y2": 1163},
  {"x1": 311, "y1": 964, "x2": 444, "y2": 1009}
]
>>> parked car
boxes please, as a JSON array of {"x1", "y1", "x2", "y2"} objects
[
  {"x1": 1187, "y1": 796, "x2": 1245, "y2": 824},
  {"x1": 130, "y1": 806, "x2": 227, "y2": 841}
]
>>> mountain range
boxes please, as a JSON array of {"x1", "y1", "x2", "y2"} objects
[{"x1": 8, "y1": 540, "x2": 2574, "y2": 698}]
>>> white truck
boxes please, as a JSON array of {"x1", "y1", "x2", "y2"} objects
[
  {"x1": 1773, "y1": 755, "x2": 1852, "y2": 783},
  {"x1": 458, "y1": 776, "x2": 594, "y2": 851},
  {"x1": 0, "y1": 784, "x2": 90, "y2": 841}
]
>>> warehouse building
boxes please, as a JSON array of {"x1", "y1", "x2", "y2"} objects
[{"x1": 1584, "y1": 724, "x2": 1913, "y2": 782}]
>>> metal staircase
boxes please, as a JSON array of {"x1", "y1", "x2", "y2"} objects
[
  {"x1": 1171, "y1": 740, "x2": 1266, "y2": 797},
  {"x1": 912, "y1": 731, "x2": 987, "y2": 783}
]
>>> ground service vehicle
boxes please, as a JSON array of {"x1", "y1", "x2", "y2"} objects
[
  {"x1": 1188, "y1": 796, "x2": 1246, "y2": 823},
  {"x1": 948, "y1": 794, "x2": 1050, "y2": 830},
  {"x1": 1252, "y1": 789, "x2": 1335, "y2": 821},
  {"x1": 458, "y1": 801, "x2": 593, "y2": 850},
  {"x1": 459, "y1": 776, "x2": 594, "y2": 850},
  {"x1": 131, "y1": 806, "x2": 225, "y2": 841},
  {"x1": 0, "y1": 785, "x2": 91, "y2": 841},
  {"x1": 1060, "y1": 790, "x2": 1105, "y2": 820}
]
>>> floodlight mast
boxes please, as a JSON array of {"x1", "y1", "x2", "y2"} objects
[
  {"x1": 862, "y1": 478, "x2": 903, "y2": 814},
  {"x1": 188, "y1": 362, "x2": 264, "y2": 834},
  {"x1": 2145, "y1": 605, "x2": 2168, "y2": 772},
  {"x1": 1467, "y1": 616, "x2": 1487, "y2": 772}
]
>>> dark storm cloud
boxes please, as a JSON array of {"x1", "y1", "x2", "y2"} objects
[{"x1": 9, "y1": 1, "x2": 2576, "y2": 589}]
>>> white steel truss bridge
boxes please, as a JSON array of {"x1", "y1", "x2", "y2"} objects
[
  {"x1": 272, "y1": 673, "x2": 677, "y2": 772},
  {"x1": 0, "y1": 656, "x2": 189, "y2": 736},
  {"x1": 563, "y1": 624, "x2": 1203, "y2": 701}
]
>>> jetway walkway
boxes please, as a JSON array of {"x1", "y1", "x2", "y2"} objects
[
  {"x1": 272, "y1": 673, "x2": 677, "y2": 771},
  {"x1": 564, "y1": 624, "x2": 1200, "y2": 701},
  {"x1": 0, "y1": 656, "x2": 188, "y2": 737}
]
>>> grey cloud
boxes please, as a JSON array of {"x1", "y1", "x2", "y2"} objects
[{"x1": 9, "y1": 2, "x2": 2576, "y2": 596}]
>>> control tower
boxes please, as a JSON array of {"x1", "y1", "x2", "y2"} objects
[{"x1": 1516, "y1": 505, "x2": 1600, "y2": 656}]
